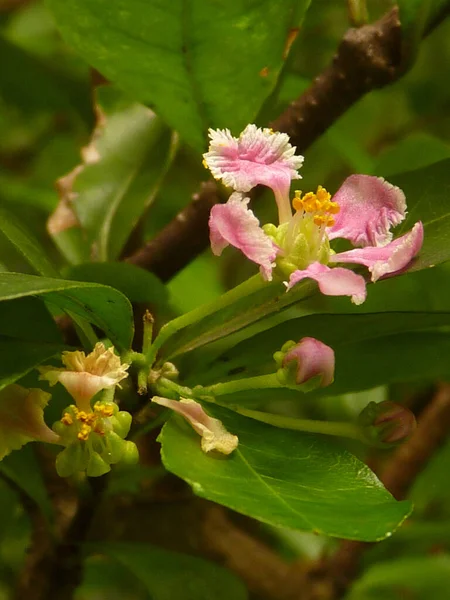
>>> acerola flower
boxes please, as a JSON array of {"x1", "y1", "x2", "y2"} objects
[
  {"x1": 152, "y1": 396, "x2": 238, "y2": 455},
  {"x1": 203, "y1": 125, "x2": 304, "y2": 223},
  {"x1": 275, "y1": 338, "x2": 335, "y2": 388},
  {"x1": 0, "y1": 384, "x2": 60, "y2": 460},
  {"x1": 204, "y1": 126, "x2": 423, "y2": 304},
  {"x1": 52, "y1": 400, "x2": 138, "y2": 477},
  {"x1": 39, "y1": 342, "x2": 129, "y2": 412}
]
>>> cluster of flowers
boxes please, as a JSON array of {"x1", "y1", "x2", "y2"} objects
[
  {"x1": 0, "y1": 343, "x2": 138, "y2": 477},
  {"x1": 0, "y1": 125, "x2": 422, "y2": 471}
]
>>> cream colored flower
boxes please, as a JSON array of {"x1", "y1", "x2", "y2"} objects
[
  {"x1": 39, "y1": 342, "x2": 129, "y2": 411},
  {"x1": 153, "y1": 396, "x2": 238, "y2": 455}
]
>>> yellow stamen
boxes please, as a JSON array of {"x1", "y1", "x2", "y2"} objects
[
  {"x1": 77, "y1": 424, "x2": 91, "y2": 441},
  {"x1": 94, "y1": 402, "x2": 114, "y2": 417},
  {"x1": 61, "y1": 413, "x2": 73, "y2": 426},
  {"x1": 292, "y1": 185, "x2": 339, "y2": 225}
]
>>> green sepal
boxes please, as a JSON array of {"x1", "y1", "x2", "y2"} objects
[{"x1": 86, "y1": 452, "x2": 111, "y2": 477}]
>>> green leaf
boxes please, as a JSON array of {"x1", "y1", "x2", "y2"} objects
[
  {"x1": 76, "y1": 554, "x2": 148, "y2": 600},
  {"x1": 0, "y1": 445, "x2": 53, "y2": 521},
  {"x1": 65, "y1": 262, "x2": 168, "y2": 307},
  {"x1": 95, "y1": 542, "x2": 248, "y2": 600},
  {"x1": 398, "y1": 0, "x2": 433, "y2": 63},
  {"x1": 160, "y1": 406, "x2": 411, "y2": 541},
  {"x1": 60, "y1": 87, "x2": 176, "y2": 261},
  {"x1": 374, "y1": 132, "x2": 450, "y2": 177},
  {"x1": 392, "y1": 159, "x2": 450, "y2": 270},
  {"x1": 0, "y1": 204, "x2": 59, "y2": 277},
  {"x1": 0, "y1": 297, "x2": 61, "y2": 343},
  {"x1": 0, "y1": 34, "x2": 91, "y2": 121},
  {"x1": 46, "y1": 0, "x2": 310, "y2": 149},
  {"x1": 0, "y1": 336, "x2": 64, "y2": 390},
  {"x1": 0, "y1": 272, "x2": 134, "y2": 350},
  {"x1": 346, "y1": 555, "x2": 450, "y2": 600}
]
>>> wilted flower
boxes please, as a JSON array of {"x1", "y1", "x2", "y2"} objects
[
  {"x1": 39, "y1": 342, "x2": 129, "y2": 412},
  {"x1": 204, "y1": 126, "x2": 423, "y2": 304},
  {"x1": 275, "y1": 338, "x2": 335, "y2": 388},
  {"x1": 152, "y1": 396, "x2": 238, "y2": 455},
  {"x1": 0, "y1": 384, "x2": 60, "y2": 460},
  {"x1": 53, "y1": 400, "x2": 138, "y2": 477}
]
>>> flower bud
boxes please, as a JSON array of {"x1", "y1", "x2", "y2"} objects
[
  {"x1": 358, "y1": 401, "x2": 416, "y2": 446},
  {"x1": 275, "y1": 338, "x2": 335, "y2": 389},
  {"x1": 121, "y1": 441, "x2": 139, "y2": 466}
]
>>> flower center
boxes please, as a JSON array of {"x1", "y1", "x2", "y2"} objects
[
  {"x1": 264, "y1": 185, "x2": 340, "y2": 277},
  {"x1": 61, "y1": 401, "x2": 115, "y2": 441},
  {"x1": 292, "y1": 185, "x2": 340, "y2": 226}
]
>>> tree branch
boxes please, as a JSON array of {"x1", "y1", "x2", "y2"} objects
[{"x1": 125, "y1": 8, "x2": 405, "y2": 279}]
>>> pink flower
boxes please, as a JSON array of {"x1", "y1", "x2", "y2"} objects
[
  {"x1": 204, "y1": 135, "x2": 423, "y2": 305},
  {"x1": 203, "y1": 125, "x2": 304, "y2": 223},
  {"x1": 282, "y1": 338, "x2": 335, "y2": 387},
  {"x1": 152, "y1": 396, "x2": 238, "y2": 455}
]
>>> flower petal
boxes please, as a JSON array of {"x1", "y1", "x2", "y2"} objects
[
  {"x1": 0, "y1": 385, "x2": 60, "y2": 460},
  {"x1": 153, "y1": 397, "x2": 238, "y2": 455},
  {"x1": 39, "y1": 342, "x2": 130, "y2": 411},
  {"x1": 328, "y1": 175, "x2": 407, "y2": 247},
  {"x1": 287, "y1": 262, "x2": 367, "y2": 305},
  {"x1": 203, "y1": 125, "x2": 304, "y2": 194},
  {"x1": 283, "y1": 338, "x2": 335, "y2": 387},
  {"x1": 209, "y1": 192, "x2": 278, "y2": 280},
  {"x1": 330, "y1": 221, "x2": 423, "y2": 282}
]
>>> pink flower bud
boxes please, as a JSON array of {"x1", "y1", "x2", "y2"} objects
[{"x1": 281, "y1": 337, "x2": 335, "y2": 388}]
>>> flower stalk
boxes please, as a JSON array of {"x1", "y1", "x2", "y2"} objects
[{"x1": 230, "y1": 406, "x2": 368, "y2": 443}]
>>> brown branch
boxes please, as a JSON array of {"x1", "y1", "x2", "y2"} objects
[
  {"x1": 126, "y1": 181, "x2": 223, "y2": 281},
  {"x1": 126, "y1": 8, "x2": 405, "y2": 279},
  {"x1": 324, "y1": 382, "x2": 450, "y2": 597},
  {"x1": 272, "y1": 8, "x2": 402, "y2": 149}
]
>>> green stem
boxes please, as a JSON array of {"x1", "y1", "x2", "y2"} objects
[
  {"x1": 146, "y1": 275, "x2": 265, "y2": 367},
  {"x1": 347, "y1": 0, "x2": 368, "y2": 26},
  {"x1": 142, "y1": 310, "x2": 155, "y2": 356},
  {"x1": 199, "y1": 373, "x2": 282, "y2": 397},
  {"x1": 155, "y1": 377, "x2": 193, "y2": 399},
  {"x1": 231, "y1": 406, "x2": 368, "y2": 443}
]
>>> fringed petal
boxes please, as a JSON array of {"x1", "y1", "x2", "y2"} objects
[
  {"x1": 330, "y1": 221, "x2": 424, "y2": 282},
  {"x1": 328, "y1": 175, "x2": 407, "y2": 247}
]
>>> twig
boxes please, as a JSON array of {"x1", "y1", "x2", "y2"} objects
[
  {"x1": 126, "y1": 181, "x2": 223, "y2": 281},
  {"x1": 272, "y1": 8, "x2": 402, "y2": 150}
]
